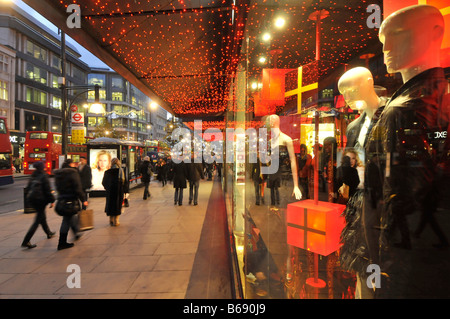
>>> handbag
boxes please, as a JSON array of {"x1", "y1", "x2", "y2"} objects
[
  {"x1": 338, "y1": 183, "x2": 350, "y2": 199},
  {"x1": 55, "y1": 198, "x2": 80, "y2": 217}
]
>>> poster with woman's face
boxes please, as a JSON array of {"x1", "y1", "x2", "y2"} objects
[{"x1": 89, "y1": 149, "x2": 117, "y2": 191}]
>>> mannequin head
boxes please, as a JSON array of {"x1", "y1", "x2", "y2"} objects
[
  {"x1": 338, "y1": 67, "x2": 379, "y2": 113},
  {"x1": 265, "y1": 114, "x2": 280, "y2": 129},
  {"x1": 379, "y1": 5, "x2": 444, "y2": 82}
]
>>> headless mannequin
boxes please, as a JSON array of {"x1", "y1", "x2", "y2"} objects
[
  {"x1": 267, "y1": 114, "x2": 302, "y2": 200},
  {"x1": 266, "y1": 114, "x2": 302, "y2": 282}
]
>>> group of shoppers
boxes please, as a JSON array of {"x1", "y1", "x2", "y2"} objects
[
  {"x1": 139, "y1": 155, "x2": 208, "y2": 206},
  {"x1": 21, "y1": 155, "x2": 127, "y2": 250}
]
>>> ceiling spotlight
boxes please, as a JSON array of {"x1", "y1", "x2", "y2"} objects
[
  {"x1": 258, "y1": 56, "x2": 267, "y2": 64},
  {"x1": 274, "y1": 17, "x2": 286, "y2": 29},
  {"x1": 262, "y1": 33, "x2": 271, "y2": 42}
]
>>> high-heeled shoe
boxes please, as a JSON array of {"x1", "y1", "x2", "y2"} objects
[{"x1": 21, "y1": 242, "x2": 37, "y2": 249}]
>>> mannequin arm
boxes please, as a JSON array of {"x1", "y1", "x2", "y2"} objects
[{"x1": 285, "y1": 136, "x2": 302, "y2": 200}]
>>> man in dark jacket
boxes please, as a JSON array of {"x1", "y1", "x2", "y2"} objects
[
  {"x1": 54, "y1": 159, "x2": 88, "y2": 250},
  {"x1": 21, "y1": 161, "x2": 55, "y2": 249},
  {"x1": 173, "y1": 161, "x2": 189, "y2": 206},
  {"x1": 78, "y1": 156, "x2": 92, "y2": 204},
  {"x1": 140, "y1": 156, "x2": 151, "y2": 200},
  {"x1": 188, "y1": 154, "x2": 204, "y2": 205}
]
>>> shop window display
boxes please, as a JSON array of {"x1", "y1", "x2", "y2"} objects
[{"x1": 226, "y1": 3, "x2": 450, "y2": 299}]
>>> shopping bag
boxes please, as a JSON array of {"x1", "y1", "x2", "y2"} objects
[{"x1": 78, "y1": 209, "x2": 94, "y2": 231}]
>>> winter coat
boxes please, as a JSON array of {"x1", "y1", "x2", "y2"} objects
[
  {"x1": 140, "y1": 161, "x2": 151, "y2": 183},
  {"x1": 335, "y1": 165, "x2": 360, "y2": 198},
  {"x1": 188, "y1": 162, "x2": 204, "y2": 182},
  {"x1": 172, "y1": 162, "x2": 189, "y2": 189},
  {"x1": 27, "y1": 170, "x2": 55, "y2": 207},
  {"x1": 102, "y1": 168, "x2": 125, "y2": 216},
  {"x1": 78, "y1": 164, "x2": 92, "y2": 190},
  {"x1": 54, "y1": 167, "x2": 86, "y2": 202}
]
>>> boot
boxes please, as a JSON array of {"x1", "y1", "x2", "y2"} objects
[
  {"x1": 114, "y1": 215, "x2": 120, "y2": 226},
  {"x1": 57, "y1": 233, "x2": 74, "y2": 250},
  {"x1": 109, "y1": 216, "x2": 114, "y2": 226}
]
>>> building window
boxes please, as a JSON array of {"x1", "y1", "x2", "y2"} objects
[
  {"x1": 26, "y1": 40, "x2": 47, "y2": 63},
  {"x1": 0, "y1": 54, "x2": 9, "y2": 73},
  {"x1": 322, "y1": 88, "x2": 334, "y2": 99},
  {"x1": 0, "y1": 81, "x2": 8, "y2": 101},
  {"x1": 50, "y1": 74, "x2": 60, "y2": 89},
  {"x1": 25, "y1": 62, "x2": 47, "y2": 85},
  {"x1": 112, "y1": 91, "x2": 123, "y2": 101},
  {"x1": 72, "y1": 66, "x2": 85, "y2": 82},
  {"x1": 111, "y1": 77, "x2": 123, "y2": 89},
  {"x1": 52, "y1": 54, "x2": 61, "y2": 70},
  {"x1": 51, "y1": 96, "x2": 62, "y2": 109},
  {"x1": 26, "y1": 87, "x2": 47, "y2": 106}
]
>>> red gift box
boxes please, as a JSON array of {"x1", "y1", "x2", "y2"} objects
[{"x1": 287, "y1": 199, "x2": 346, "y2": 256}]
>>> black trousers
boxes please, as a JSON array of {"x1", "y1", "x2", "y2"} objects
[
  {"x1": 23, "y1": 203, "x2": 51, "y2": 244},
  {"x1": 174, "y1": 188, "x2": 184, "y2": 204}
]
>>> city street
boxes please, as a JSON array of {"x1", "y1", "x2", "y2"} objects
[{"x1": 0, "y1": 175, "x2": 29, "y2": 215}]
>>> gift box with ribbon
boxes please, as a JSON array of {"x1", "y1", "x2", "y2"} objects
[{"x1": 287, "y1": 199, "x2": 346, "y2": 256}]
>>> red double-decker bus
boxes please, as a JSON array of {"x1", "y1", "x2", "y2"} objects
[
  {"x1": 0, "y1": 117, "x2": 13, "y2": 186},
  {"x1": 24, "y1": 131, "x2": 89, "y2": 175}
]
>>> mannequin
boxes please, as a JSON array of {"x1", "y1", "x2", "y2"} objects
[
  {"x1": 362, "y1": 4, "x2": 449, "y2": 298},
  {"x1": 338, "y1": 67, "x2": 386, "y2": 298},
  {"x1": 338, "y1": 67, "x2": 386, "y2": 149},
  {"x1": 266, "y1": 114, "x2": 302, "y2": 201},
  {"x1": 265, "y1": 114, "x2": 302, "y2": 283}
]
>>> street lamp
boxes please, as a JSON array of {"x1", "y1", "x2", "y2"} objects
[{"x1": 60, "y1": 84, "x2": 100, "y2": 157}]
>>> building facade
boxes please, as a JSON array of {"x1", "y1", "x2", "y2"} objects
[{"x1": 86, "y1": 68, "x2": 168, "y2": 142}]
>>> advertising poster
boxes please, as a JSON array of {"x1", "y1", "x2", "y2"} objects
[{"x1": 89, "y1": 148, "x2": 117, "y2": 191}]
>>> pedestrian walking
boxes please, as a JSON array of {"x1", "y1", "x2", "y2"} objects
[
  {"x1": 102, "y1": 158, "x2": 126, "y2": 226},
  {"x1": 78, "y1": 156, "x2": 92, "y2": 206},
  {"x1": 21, "y1": 161, "x2": 55, "y2": 249},
  {"x1": 173, "y1": 160, "x2": 189, "y2": 206},
  {"x1": 188, "y1": 155, "x2": 204, "y2": 205},
  {"x1": 54, "y1": 159, "x2": 88, "y2": 250},
  {"x1": 140, "y1": 156, "x2": 152, "y2": 200}
]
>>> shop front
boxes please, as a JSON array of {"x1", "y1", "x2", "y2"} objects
[{"x1": 222, "y1": 0, "x2": 450, "y2": 299}]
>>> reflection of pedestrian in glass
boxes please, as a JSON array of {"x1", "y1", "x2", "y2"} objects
[
  {"x1": 102, "y1": 158, "x2": 126, "y2": 226},
  {"x1": 336, "y1": 156, "x2": 360, "y2": 204},
  {"x1": 251, "y1": 154, "x2": 264, "y2": 205},
  {"x1": 297, "y1": 144, "x2": 312, "y2": 199},
  {"x1": 91, "y1": 150, "x2": 111, "y2": 190}
]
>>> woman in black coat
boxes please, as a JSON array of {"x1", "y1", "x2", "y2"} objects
[
  {"x1": 335, "y1": 155, "x2": 360, "y2": 204},
  {"x1": 173, "y1": 161, "x2": 189, "y2": 206},
  {"x1": 102, "y1": 158, "x2": 126, "y2": 226},
  {"x1": 140, "y1": 156, "x2": 151, "y2": 200},
  {"x1": 21, "y1": 161, "x2": 55, "y2": 249}
]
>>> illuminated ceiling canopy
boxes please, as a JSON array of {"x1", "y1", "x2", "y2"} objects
[{"x1": 23, "y1": 0, "x2": 383, "y2": 120}]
